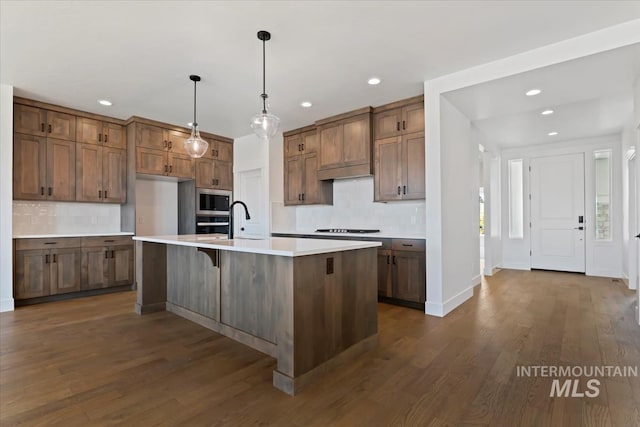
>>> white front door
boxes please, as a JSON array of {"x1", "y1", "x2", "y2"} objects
[{"x1": 530, "y1": 153, "x2": 585, "y2": 272}]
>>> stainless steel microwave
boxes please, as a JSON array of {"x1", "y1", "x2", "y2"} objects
[{"x1": 196, "y1": 189, "x2": 231, "y2": 216}]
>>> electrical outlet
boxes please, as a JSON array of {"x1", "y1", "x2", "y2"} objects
[{"x1": 326, "y1": 257, "x2": 334, "y2": 275}]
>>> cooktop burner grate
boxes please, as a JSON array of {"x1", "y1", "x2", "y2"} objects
[{"x1": 315, "y1": 229, "x2": 380, "y2": 234}]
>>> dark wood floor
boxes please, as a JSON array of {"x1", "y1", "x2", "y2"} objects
[{"x1": 1, "y1": 270, "x2": 639, "y2": 426}]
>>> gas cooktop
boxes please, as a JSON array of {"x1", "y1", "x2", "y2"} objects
[{"x1": 315, "y1": 229, "x2": 381, "y2": 234}]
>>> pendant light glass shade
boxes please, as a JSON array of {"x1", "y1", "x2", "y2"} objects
[
  {"x1": 184, "y1": 126, "x2": 209, "y2": 158},
  {"x1": 251, "y1": 30, "x2": 280, "y2": 140},
  {"x1": 250, "y1": 111, "x2": 280, "y2": 140},
  {"x1": 184, "y1": 74, "x2": 209, "y2": 158}
]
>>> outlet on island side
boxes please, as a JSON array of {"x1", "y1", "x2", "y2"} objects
[{"x1": 326, "y1": 257, "x2": 334, "y2": 275}]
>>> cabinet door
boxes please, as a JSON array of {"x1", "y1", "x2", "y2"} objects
[
  {"x1": 137, "y1": 123, "x2": 166, "y2": 150},
  {"x1": 285, "y1": 134, "x2": 303, "y2": 157},
  {"x1": 102, "y1": 148, "x2": 127, "y2": 203},
  {"x1": 82, "y1": 247, "x2": 109, "y2": 289},
  {"x1": 374, "y1": 136, "x2": 402, "y2": 201},
  {"x1": 212, "y1": 160, "x2": 232, "y2": 190},
  {"x1": 76, "y1": 117, "x2": 102, "y2": 145},
  {"x1": 377, "y1": 249, "x2": 393, "y2": 297},
  {"x1": 47, "y1": 111, "x2": 76, "y2": 141},
  {"x1": 136, "y1": 147, "x2": 167, "y2": 175},
  {"x1": 168, "y1": 153, "x2": 194, "y2": 179},
  {"x1": 402, "y1": 103, "x2": 424, "y2": 135},
  {"x1": 50, "y1": 248, "x2": 82, "y2": 295},
  {"x1": 75, "y1": 143, "x2": 103, "y2": 202},
  {"x1": 108, "y1": 245, "x2": 133, "y2": 287},
  {"x1": 402, "y1": 131, "x2": 425, "y2": 200},
  {"x1": 284, "y1": 155, "x2": 302, "y2": 205},
  {"x1": 374, "y1": 107, "x2": 402, "y2": 139},
  {"x1": 342, "y1": 115, "x2": 370, "y2": 166},
  {"x1": 102, "y1": 122, "x2": 126, "y2": 149},
  {"x1": 302, "y1": 153, "x2": 321, "y2": 204},
  {"x1": 46, "y1": 138, "x2": 75, "y2": 201},
  {"x1": 166, "y1": 129, "x2": 190, "y2": 156},
  {"x1": 393, "y1": 251, "x2": 426, "y2": 303},
  {"x1": 13, "y1": 134, "x2": 47, "y2": 200},
  {"x1": 14, "y1": 104, "x2": 47, "y2": 136},
  {"x1": 195, "y1": 158, "x2": 215, "y2": 188},
  {"x1": 301, "y1": 130, "x2": 318, "y2": 154},
  {"x1": 318, "y1": 123, "x2": 343, "y2": 170},
  {"x1": 14, "y1": 249, "x2": 50, "y2": 299},
  {"x1": 215, "y1": 140, "x2": 233, "y2": 162}
]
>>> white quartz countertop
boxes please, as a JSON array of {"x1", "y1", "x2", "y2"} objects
[
  {"x1": 271, "y1": 230, "x2": 426, "y2": 240},
  {"x1": 133, "y1": 234, "x2": 382, "y2": 257},
  {"x1": 13, "y1": 232, "x2": 135, "y2": 239}
]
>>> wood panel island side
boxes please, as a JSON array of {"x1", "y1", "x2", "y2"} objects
[{"x1": 132, "y1": 235, "x2": 381, "y2": 395}]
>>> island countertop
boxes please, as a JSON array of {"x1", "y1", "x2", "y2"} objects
[{"x1": 133, "y1": 234, "x2": 381, "y2": 257}]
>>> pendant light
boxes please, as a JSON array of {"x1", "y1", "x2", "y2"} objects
[
  {"x1": 250, "y1": 30, "x2": 280, "y2": 140},
  {"x1": 184, "y1": 74, "x2": 209, "y2": 158}
]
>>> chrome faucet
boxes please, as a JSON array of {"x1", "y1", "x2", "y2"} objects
[{"x1": 228, "y1": 201, "x2": 251, "y2": 239}]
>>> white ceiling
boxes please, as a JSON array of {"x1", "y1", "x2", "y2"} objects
[
  {"x1": 444, "y1": 43, "x2": 640, "y2": 149},
  {"x1": 2, "y1": 1, "x2": 640, "y2": 138}
]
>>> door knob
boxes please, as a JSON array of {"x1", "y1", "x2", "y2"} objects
[
  {"x1": 635, "y1": 233, "x2": 640, "y2": 239},
  {"x1": 574, "y1": 226, "x2": 584, "y2": 230}
]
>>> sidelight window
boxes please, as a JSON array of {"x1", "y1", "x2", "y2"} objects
[{"x1": 594, "y1": 150, "x2": 612, "y2": 241}]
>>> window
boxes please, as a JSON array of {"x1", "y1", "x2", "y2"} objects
[
  {"x1": 508, "y1": 159, "x2": 524, "y2": 239},
  {"x1": 594, "y1": 150, "x2": 611, "y2": 241}
]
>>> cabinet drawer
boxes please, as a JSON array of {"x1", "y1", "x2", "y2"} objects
[
  {"x1": 391, "y1": 239, "x2": 425, "y2": 252},
  {"x1": 15, "y1": 237, "x2": 82, "y2": 250},
  {"x1": 82, "y1": 236, "x2": 132, "y2": 247}
]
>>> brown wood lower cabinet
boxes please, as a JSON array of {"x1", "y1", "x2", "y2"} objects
[{"x1": 13, "y1": 236, "x2": 133, "y2": 303}]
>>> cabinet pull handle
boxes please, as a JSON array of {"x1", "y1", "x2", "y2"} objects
[
  {"x1": 402, "y1": 243, "x2": 413, "y2": 247},
  {"x1": 44, "y1": 242, "x2": 57, "y2": 245},
  {"x1": 396, "y1": 122, "x2": 400, "y2": 131},
  {"x1": 99, "y1": 190, "x2": 102, "y2": 198},
  {"x1": 164, "y1": 165, "x2": 168, "y2": 173},
  {"x1": 215, "y1": 149, "x2": 219, "y2": 157},
  {"x1": 298, "y1": 194, "x2": 301, "y2": 201},
  {"x1": 99, "y1": 133, "x2": 102, "y2": 142},
  {"x1": 302, "y1": 193, "x2": 305, "y2": 201},
  {"x1": 110, "y1": 250, "x2": 115, "y2": 258},
  {"x1": 40, "y1": 187, "x2": 44, "y2": 196},
  {"x1": 104, "y1": 190, "x2": 108, "y2": 199},
  {"x1": 301, "y1": 143, "x2": 305, "y2": 151},
  {"x1": 104, "y1": 134, "x2": 108, "y2": 143},
  {"x1": 48, "y1": 187, "x2": 52, "y2": 196},
  {"x1": 105, "y1": 251, "x2": 109, "y2": 259},
  {"x1": 45, "y1": 254, "x2": 49, "y2": 264},
  {"x1": 52, "y1": 254, "x2": 57, "y2": 263},
  {"x1": 402, "y1": 120, "x2": 406, "y2": 130},
  {"x1": 403, "y1": 185, "x2": 406, "y2": 195},
  {"x1": 169, "y1": 165, "x2": 173, "y2": 173},
  {"x1": 392, "y1": 256, "x2": 396, "y2": 265},
  {"x1": 168, "y1": 141, "x2": 172, "y2": 149},
  {"x1": 40, "y1": 123, "x2": 45, "y2": 132},
  {"x1": 104, "y1": 239, "x2": 115, "y2": 243},
  {"x1": 48, "y1": 124, "x2": 52, "y2": 133},
  {"x1": 397, "y1": 186, "x2": 401, "y2": 195},
  {"x1": 387, "y1": 255, "x2": 390, "y2": 264}
]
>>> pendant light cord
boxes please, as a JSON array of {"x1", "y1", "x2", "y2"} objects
[
  {"x1": 193, "y1": 80, "x2": 198, "y2": 128},
  {"x1": 261, "y1": 37, "x2": 267, "y2": 114}
]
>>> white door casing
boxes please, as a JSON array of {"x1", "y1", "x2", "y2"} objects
[{"x1": 530, "y1": 153, "x2": 585, "y2": 273}]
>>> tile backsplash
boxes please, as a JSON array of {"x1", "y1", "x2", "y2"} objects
[
  {"x1": 13, "y1": 201, "x2": 121, "y2": 235},
  {"x1": 273, "y1": 177, "x2": 426, "y2": 236}
]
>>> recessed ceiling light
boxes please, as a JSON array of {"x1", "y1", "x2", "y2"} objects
[
  {"x1": 541, "y1": 109, "x2": 554, "y2": 115},
  {"x1": 548, "y1": 131, "x2": 558, "y2": 136},
  {"x1": 525, "y1": 89, "x2": 541, "y2": 96},
  {"x1": 98, "y1": 99, "x2": 112, "y2": 106},
  {"x1": 368, "y1": 77, "x2": 381, "y2": 85},
  {"x1": 301, "y1": 101, "x2": 312, "y2": 108}
]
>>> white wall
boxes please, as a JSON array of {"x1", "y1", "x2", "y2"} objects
[
  {"x1": 135, "y1": 179, "x2": 177, "y2": 235},
  {"x1": 423, "y1": 96, "x2": 476, "y2": 317},
  {"x1": 13, "y1": 201, "x2": 120, "y2": 235},
  {"x1": 0, "y1": 84, "x2": 14, "y2": 312},
  {"x1": 500, "y1": 135, "x2": 623, "y2": 278}
]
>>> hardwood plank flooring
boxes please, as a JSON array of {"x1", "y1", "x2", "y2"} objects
[{"x1": 1, "y1": 269, "x2": 639, "y2": 426}]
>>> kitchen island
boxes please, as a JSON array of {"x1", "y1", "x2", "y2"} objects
[{"x1": 133, "y1": 234, "x2": 381, "y2": 395}]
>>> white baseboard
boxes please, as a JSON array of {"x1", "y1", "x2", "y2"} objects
[
  {"x1": 500, "y1": 262, "x2": 531, "y2": 271},
  {"x1": 425, "y1": 286, "x2": 474, "y2": 317},
  {"x1": 471, "y1": 274, "x2": 481, "y2": 288},
  {"x1": 0, "y1": 298, "x2": 14, "y2": 312}
]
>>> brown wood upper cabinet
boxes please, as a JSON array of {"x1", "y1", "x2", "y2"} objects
[
  {"x1": 374, "y1": 131, "x2": 425, "y2": 201},
  {"x1": 283, "y1": 128, "x2": 332, "y2": 205},
  {"x1": 76, "y1": 117, "x2": 126, "y2": 149},
  {"x1": 195, "y1": 139, "x2": 233, "y2": 190},
  {"x1": 13, "y1": 134, "x2": 75, "y2": 201},
  {"x1": 14, "y1": 104, "x2": 76, "y2": 141},
  {"x1": 373, "y1": 97, "x2": 424, "y2": 139},
  {"x1": 76, "y1": 143, "x2": 126, "y2": 203},
  {"x1": 316, "y1": 108, "x2": 373, "y2": 180}
]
